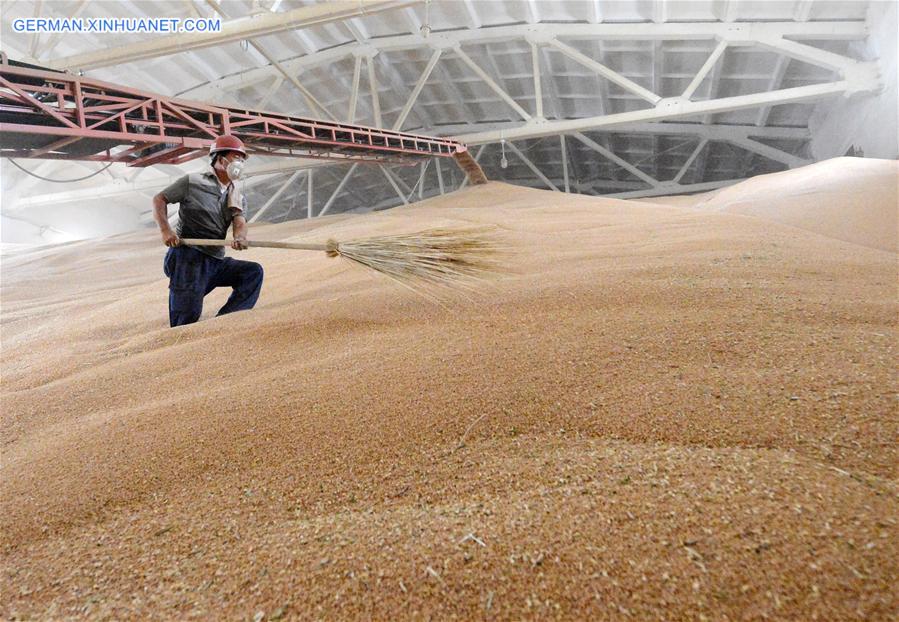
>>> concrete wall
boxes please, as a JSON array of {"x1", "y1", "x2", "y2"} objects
[{"x1": 809, "y1": 1, "x2": 898, "y2": 160}]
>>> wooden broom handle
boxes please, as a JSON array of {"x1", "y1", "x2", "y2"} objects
[{"x1": 180, "y1": 238, "x2": 329, "y2": 251}]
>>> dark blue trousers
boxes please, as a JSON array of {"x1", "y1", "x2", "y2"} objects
[{"x1": 164, "y1": 246, "x2": 263, "y2": 327}]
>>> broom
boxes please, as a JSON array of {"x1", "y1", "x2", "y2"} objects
[{"x1": 179, "y1": 228, "x2": 505, "y2": 299}]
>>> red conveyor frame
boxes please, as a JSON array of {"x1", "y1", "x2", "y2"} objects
[{"x1": 0, "y1": 53, "x2": 476, "y2": 171}]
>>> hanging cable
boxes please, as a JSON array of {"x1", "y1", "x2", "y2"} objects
[{"x1": 7, "y1": 158, "x2": 115, "y2": 183}]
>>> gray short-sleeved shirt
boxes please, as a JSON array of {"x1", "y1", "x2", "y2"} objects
[{"x1": 162, "y1": 171, "x2": 248, "y2": 260}]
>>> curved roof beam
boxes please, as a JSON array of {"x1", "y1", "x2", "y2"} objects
[
  {"x1": 48, "y1": 0, "x2": 422, "y2": 71},
  {"x1": 183, "y1": 21, "x2": 867, "y2": 101},
  {"x1": 455, "y1": 80, "x2": 877, "y2": 146}
]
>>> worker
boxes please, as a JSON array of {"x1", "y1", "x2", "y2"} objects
[{"x1": 152, "y1": 134, "x2": 264, "y2": 327}]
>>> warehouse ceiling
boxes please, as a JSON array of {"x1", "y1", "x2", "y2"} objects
[{"x1": 0, "y1": 0, "x2": 882, "y2": 242}]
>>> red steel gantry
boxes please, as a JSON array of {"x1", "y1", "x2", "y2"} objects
[{"x1": 0, "y1": 54, "x2": 487, "y2": 183}]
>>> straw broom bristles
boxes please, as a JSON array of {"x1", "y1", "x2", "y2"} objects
[
  {"x1": 323, "y1": 227, "x2": 506, "y2": 300},
  {"x1": 182, "y1": 227, "x2": 507, "y2": 301}
]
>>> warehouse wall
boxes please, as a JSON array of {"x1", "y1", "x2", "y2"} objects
[
  {"x1": 809, "y1": 1, "x2": 898, "y2": 160},
  {"x1": 1, "y1": 214, "x2": 73, "y2": 246},
  {"x1": 0, "y1": 203, "x2": 143, "y2": 245}
]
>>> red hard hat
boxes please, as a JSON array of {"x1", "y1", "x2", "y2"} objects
[{"x1": 209, "y1": 134, "x2": 247, "y2": 158}]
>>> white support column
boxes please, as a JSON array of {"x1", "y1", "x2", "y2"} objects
[
  {"x1": 589, "y1": 0, "x2": 604, "y2": 23},
  {"x1": 547, "y1": 38, "x2": 661, "y2": 105},
  {"x1": 380, "y1": 165, "x2": 410, "y2": 204},
  {"x1": 453, "y1": 46, "x2": 533, "y2": 121},
  {"x1": 367, "y1": 54, "x2": 383, "y2": 128},
  {"x1": 742, "y1": 52, "x2": 792, "y2": 176},
  {"x1": 573, "y1": 132, "x2": 661, "y2": 187},
  {"x1": 505, "y1": 142, "x2": 560, "y2": 191},
  {"x1": 652, "y1": 0, "x2": 667, "y2": 24},
  {"x1": 307, "y1": 169, "x2": 314, "y2": 218},
  {"x1": 651, "y1": 39, "x2": 662, "y2": 182},
  {"x1": 593, "y1": 39, "x2": 617, "y2": 167},
  {"x1": 249, "y1": 170, "x2": 303, "y2": 223},
  {"x1": 755, "y1": 55, "x2": 791, "y2": 126},
  {"x1": 348, "y1": 54, "x2": 362, "y2": 122},
  {"x1": 435, "y1": 157, "x2": 445, "y2": 195},
  {"x1": 531, "y1": 42, "x2": 544, "y2": 118},
  {"x1": 392, "y1": 48, "x2": 442, "y2": 130},
  {"x1": 319, "y1": 163, "x2": 359, "y2": 217},
  {"x1": 560, "y1": 134, "x2": 570, "y2": 193},
  {"x1": 405, "y1": 159, "x2": 430, "y2": 202},
  {"x1": 673, "y1": 138, "x2": 707, "y2": 184},
  {"x1": 693, "y1": 137, "x2": 715, "y2": 185},
  {"x1": 682, "y1": 40, "x2": 728, "y2": 100},
  {"x1": 541, "y1": 46, "x2": 564, "y2": 119},
  {"x1": 417, "y1": 159, "x2": 428, "y2": 199},
  {"x1": 701, "y1": 43, "x2": 725, "y2": 131}
]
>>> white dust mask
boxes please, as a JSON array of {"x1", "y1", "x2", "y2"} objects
[{"x1": 226, "y1": 159, "x2": 244, "y2": 181}]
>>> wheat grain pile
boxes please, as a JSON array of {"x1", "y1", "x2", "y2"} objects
[{"x1": 2, "y1": 157, "x2": 897, "y2": 620}]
